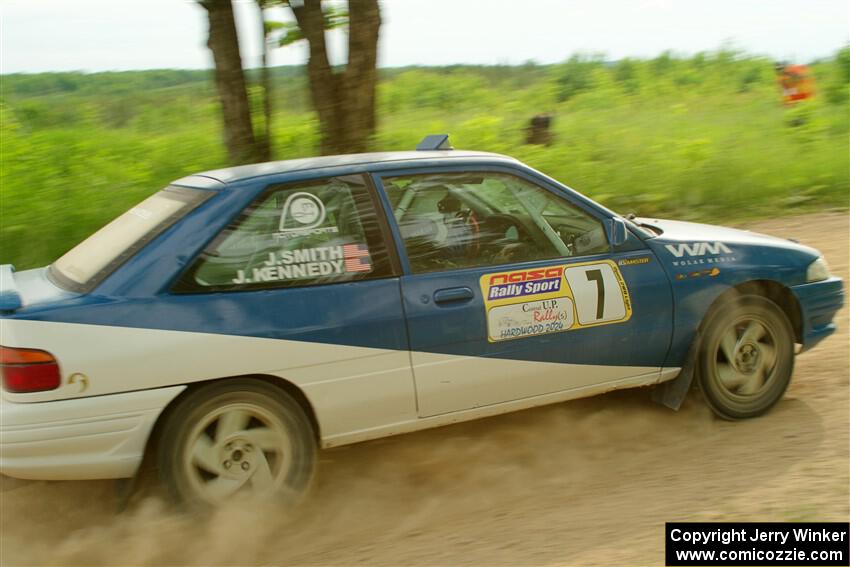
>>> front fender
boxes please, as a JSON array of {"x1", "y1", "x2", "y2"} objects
[{"x1": 646, "y1": 238, "x2": 811, "y2": 367}]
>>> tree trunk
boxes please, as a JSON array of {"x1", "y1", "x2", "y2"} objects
[
  {"x1": 201, "y1": 0, "x2": 262, "y2": 164},
  {"x1": 342, "y1": 0, "x2": 381, "y2": 153},
  {"x1": 257, "y1": 3, "x2": 272, "y2": 161},
  {"x1": 291, "y1": 0, "x2": 381, "y2": 155}
]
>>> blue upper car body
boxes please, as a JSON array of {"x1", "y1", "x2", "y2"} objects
[{"x1": 3, "y1": 150, "x2": 841, "y2": 363}]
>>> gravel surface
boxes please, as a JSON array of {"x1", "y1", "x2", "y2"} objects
[{"x1": 1, "y1": 211, "x2": 847, "y2": 566}]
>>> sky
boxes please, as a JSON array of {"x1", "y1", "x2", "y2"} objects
[{"x1": 1, "y1": 0, "x2": 848, "y2": 74}]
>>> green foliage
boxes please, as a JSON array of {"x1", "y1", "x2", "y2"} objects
[
  {"x1": 835, "y1": 45, "x2": 850, "y2": 83},
  {"x1": 613, "y1": 58, "x2": 641, "y2": 94},
  {"x1": 268, "y1": 5, "x2": 348, "y2": 47},
  {"x1": 1, "y1": 48, "x2": 848, "y2": 270},
  {"x1": 820, "y1": 45, "x2": 850, "y2": 105},
  {"x1": 551, "y1": 54, "x2": 606, "y2": 102},
  {"x1": 379, "y1": 70, "x2": 494, "y2": 113}
]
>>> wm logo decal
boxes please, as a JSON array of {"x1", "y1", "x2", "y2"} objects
[{"x1": 664, "y1": 242, "x2": 732, "y2": 258}]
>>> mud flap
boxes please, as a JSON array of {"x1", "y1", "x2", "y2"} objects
[{"x1": 652, "y1": 334, "x2": 700, "y2": 411}]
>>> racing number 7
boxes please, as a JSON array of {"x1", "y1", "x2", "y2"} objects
[
  {"x1": 564, "y1": 262, "x2": 629, "y2": 326},
  {"x1": 585, "y1": 269, "x2": 605, "y2": 319}
]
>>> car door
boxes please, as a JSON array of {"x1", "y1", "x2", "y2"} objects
[{"x1": 374, "y1": 167, "x2": 674, "y2": 417}]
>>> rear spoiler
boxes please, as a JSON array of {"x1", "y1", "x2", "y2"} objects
[{"x1": 0, "y1": 265, "x2": 23, "y2": 312}]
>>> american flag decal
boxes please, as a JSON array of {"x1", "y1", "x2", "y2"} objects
[{"x1": 343, "y1": 243, "x2": 372, "y2": 273}]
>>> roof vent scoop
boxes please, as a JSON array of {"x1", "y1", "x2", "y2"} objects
[{"x1": 416, "y1": 134, "x2": 453, "y2": 151}]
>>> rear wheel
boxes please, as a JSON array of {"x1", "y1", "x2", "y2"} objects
[
  {"x1": 157, "y1": 379, "x2": 315, "y2": 508},
  {"x1": 696, "y1": 294, "x2": 794, "y2": 420}
]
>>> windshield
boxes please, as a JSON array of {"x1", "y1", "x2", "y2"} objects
[{"x1": 49, "y1": 186, "x2": 210, "y2": 292}]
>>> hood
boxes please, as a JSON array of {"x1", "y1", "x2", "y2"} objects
[{"x1": 636, "y1": 218, "x2": 819, "y2": 259}]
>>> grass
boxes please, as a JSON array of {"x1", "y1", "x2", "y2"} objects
[{"x1": 1, "y1": 49, "x2": 848, "y2": 270}]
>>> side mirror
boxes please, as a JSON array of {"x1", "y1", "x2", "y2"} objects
[{"x1": 606, "y1": 217, "x2": 628, "y2": 247}]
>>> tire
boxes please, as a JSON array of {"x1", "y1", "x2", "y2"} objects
[
  {"x1": 157, "y1": 379, "x2": 316, "y2": 508},
  {"x1": 696, "y1": 294, "x2": 795, "y2": 420}
]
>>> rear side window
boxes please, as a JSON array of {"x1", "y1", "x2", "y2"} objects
[
  {"x1": 174, "y1": 175, "x2": 394, "y2": 291},
  {"x1": 50, "y1": 186, "x2": 211, "y2": 293}
]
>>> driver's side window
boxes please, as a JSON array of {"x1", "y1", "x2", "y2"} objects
[{"x1": 382, "y1": 172, "x2": 608, "y2": 274}]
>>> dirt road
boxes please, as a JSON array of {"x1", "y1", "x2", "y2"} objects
[{"x1": 2, "y1": 212, "x2": 847, "y2": 566}]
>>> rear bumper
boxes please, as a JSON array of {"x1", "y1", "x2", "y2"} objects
[
  {"x1": 791, "y1": 276, "x2": 844, "y2": 352},
  {"x1": 0, "y1": 386, "x2": 184, "y2": 480}
]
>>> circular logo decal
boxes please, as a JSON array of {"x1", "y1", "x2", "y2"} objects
[{"x1": 290, "y1": 196, "x2": 321, "y2": 225}]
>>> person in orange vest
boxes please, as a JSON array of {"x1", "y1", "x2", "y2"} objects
[{"x1": 775, "y1": 62, "x2": 815, "y2": 105}]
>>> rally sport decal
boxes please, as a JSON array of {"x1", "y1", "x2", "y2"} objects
[{"x1": 479, "y1": 260, "x2": 632, "y2": 343}]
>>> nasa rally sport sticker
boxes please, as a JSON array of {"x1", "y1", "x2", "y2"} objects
[{"x1": 480, "y1": 260, "x2": 632, "y2": 343}]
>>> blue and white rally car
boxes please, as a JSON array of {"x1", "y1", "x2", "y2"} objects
[{"x1": 0, "y1": 135, "x2": 843, "y2": 506}]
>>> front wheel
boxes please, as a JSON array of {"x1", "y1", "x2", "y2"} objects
[
  {"x1": 696, "y1": 294, "x2": 795, "y2": 420},
  {"x1": 157, "y1": 379, "x2": 316, "y2": 508}
]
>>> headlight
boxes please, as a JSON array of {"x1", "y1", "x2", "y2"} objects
[{"x1": 806, "y1": 257, "x2": 831, "y2": 283}]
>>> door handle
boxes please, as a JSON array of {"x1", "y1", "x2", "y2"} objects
[{"x1": 433, "y1": 287, "x2": 474, "y2": 304}]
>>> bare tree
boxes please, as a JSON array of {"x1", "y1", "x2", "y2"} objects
[
  {"x1": 288, "y1": 0, "x2": 381, "y2": 155},
  {"x1": 200, "y1": 0, "x2": 264, "y2": 164},
  {"x1": 256, "y1": 0, "x2": 274, "y2": 161},
  {"x1": 202, "y1": 0, "x2": 381, "y2": 161}
]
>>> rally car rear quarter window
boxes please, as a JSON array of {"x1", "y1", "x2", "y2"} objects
[
  {"x1": 49, "y1": 186, "x2": 211, "y2": 293},
  {"x1": 173, "y1": 175, "x2": 395, "y2": 292}
]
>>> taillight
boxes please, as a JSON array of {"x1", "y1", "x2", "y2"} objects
[{"x1": 0, "y1": 346, "x2": 61, "y2": 393}]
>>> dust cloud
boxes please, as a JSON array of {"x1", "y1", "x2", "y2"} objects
[{"x1": 2, "y1": 392, "x2": 714, "y2": 566}]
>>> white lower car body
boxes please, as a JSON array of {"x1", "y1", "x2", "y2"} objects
[
  {"x1": 0, "y1": 386, "x2": 185, "y2": 480},
  {"x1": 0, "y1": 320, "x2": 679, "y2": 481},
  {"x1": 0, "y1": 367, "x2": 679, "y2": 481}
]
